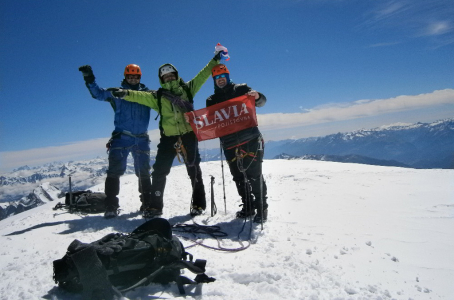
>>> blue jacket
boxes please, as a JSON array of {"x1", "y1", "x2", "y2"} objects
[{"x1": 86, "y1": 80, "x2": 151, "y2": 135}]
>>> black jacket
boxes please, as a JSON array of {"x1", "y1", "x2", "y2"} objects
[{"x1": 206, "y1": 83, "x2": 266, "y2": 149}]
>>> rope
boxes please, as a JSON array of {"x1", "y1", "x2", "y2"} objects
[{"x1": 172, "y1": 223, "x2": 250, "y2": 252}]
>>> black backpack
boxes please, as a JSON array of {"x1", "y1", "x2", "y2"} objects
[
  {"x1": 52, "y1": 218, "x2": 215, "y2": 299},
  {"x1": 53, "y1": 190, "x2": 107, "y2": 214}
]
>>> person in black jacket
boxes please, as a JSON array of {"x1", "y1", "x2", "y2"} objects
[{"x1": 206, "y1": 64, "x2": 268, "y2": 223}]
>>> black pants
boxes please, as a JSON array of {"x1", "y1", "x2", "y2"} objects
[
  {"x1": 223, "y1": 137, "x2": 268, "y2": 211},
  {"x1": 147, "y1": 131, "x2": 206, "y2": 210}
]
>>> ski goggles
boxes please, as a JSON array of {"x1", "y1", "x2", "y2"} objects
[
  {"x1": 125, "y1": 75, "x2": 140, "y2": 80},
  {"x1": 214, "y1": 74, "x2": 227, "y2": 80}
]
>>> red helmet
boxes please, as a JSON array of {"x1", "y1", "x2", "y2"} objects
[
  {"x1": 212, "y1": 64, "x2": 229, "y2": 77},
  {"x1": 124, "y1": 64, "x2": 142, "y2": 77}
]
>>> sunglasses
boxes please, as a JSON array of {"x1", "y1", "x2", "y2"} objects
[{"x1": 214, "y1": 74, "x2": 227, "y2": 80}]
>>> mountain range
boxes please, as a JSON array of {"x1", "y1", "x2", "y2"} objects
[{"x1": 265, "y1": 118, "x2": 454, "y2": 169}]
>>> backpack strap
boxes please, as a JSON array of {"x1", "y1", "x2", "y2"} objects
[
  {"x1": 156, "y1": 88, "x2": 164, "y2": 133},
  {"x1": 70, "y1": 244, "x2": 123, "y2": 299},
  {"x1": 119, "y1": 265, "x2": 165, "y2": 293},
  {"x1": 181, "y1": 81, "x2": 193, "y2": 104}
]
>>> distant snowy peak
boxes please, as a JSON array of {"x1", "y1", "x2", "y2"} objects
[
  {"x1": 0, "y1": 182, "x2": 61, "y2": 220},
  {"x1": 364, "y1": 118, "x2": 452, "y2": 132},
  {"x1": 33, "y1": 182, "x2": 62, "y2": 203},
  {"x1": 265, "y1": 118, "x2": 454, "y2": 169},
  {"x1": 13, "y1": 165, "x2": 31, "y2": 172},
  {"x1": 326, "y1": 118, "x2": 453, "y2": 141},
  {"x1": 377, "y1": 122, "x2": 414, "y2": 130},
  {"x1": 2, "y1": 157, "x2": 117, "y2": 184}
]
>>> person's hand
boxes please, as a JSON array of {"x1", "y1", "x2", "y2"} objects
[
  {"x1": 214, "y1": 43, "x2": 229, "y2": 61},
  {"x1": 79, "y1": 65, "x2": 93, "y2": 77},
  {"x1": 247, "y1": 90, "x2": 259, "y2": 100},
  {"x1": 79, "y1": 65, "x2": 95, "y2": 84},
  {"x1": 107, "y1": 88, "x2": 129, "y2": 99},
  {"x1": 213, "y1": 51, "x2": 222, "y2": 61}
]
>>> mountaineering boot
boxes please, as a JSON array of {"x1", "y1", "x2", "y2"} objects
[
  {"x1": 142, "y1": 208, "x2": 163, "y2": 218},
  {"x1": 190, "y1": 184, "x2": 206, "y2": 216},
  {"x1": 253, "y1": 208, "x2": 268, "y2": 223},
  {"x1": 104, "y1": 205, "x2": 119, "y2": 219},
  {"x1": 104, "y1": 177, "x2": 120, "y2": 219},
  {"x1": 141, "y1": 191, "x2": 163, "y2": 218},
  {"x1": 235, "y1": 198, "x2": 255, "y2": 219},
  {"x1": 236, "y1": 205, "x2": 255, "y2": 218},
  {"x1": 188, "y1": 167, "x2": 206, "y2": 217},
  {"x1": 189, "y1": 183, "x2": 205, "y2": 217},
  {"x1": 139, "y1": 177, "x2": 152, "y2": 211},
  {"x1": 190, "y1": 206, "x2": 204, "y2": 216},
  {"x1": 139, "y1": 190, "x2": 153, "y2": 212}
]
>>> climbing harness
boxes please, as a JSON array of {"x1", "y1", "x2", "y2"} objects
[
  {"x1": 174, "y1": 136, "x2": 188, "y2": 164},
  {"x1": 106, "y1": 131, "x2": 149, "y2": 154}
]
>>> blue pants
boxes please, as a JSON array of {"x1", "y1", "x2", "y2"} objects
[
  {"x1": 104, "y1": 133, "x2": 152, "y2": 207},
  {"x1": 107, "y1": 134, "x2": 151, "y2": 179}
]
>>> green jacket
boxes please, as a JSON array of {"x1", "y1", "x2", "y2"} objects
[{"x1": 124, "y1": 58, "x2": 219, "y2": 137}]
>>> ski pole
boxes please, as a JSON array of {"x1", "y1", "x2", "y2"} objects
[
  {"x1": 258, "y1": 136, "x2": 264, "y2": 230},
  {"x1": 259, "y1": 174, "x2": 264, "y2": 231},
  {"x1": 210, "y1": 176, "x2": 217, "y2": 217},
  {"x1": 69, "y1": 176, "x2": 73, "y2": 207},
  {"x1": 220, "y1": 142, "x2": 227, "y2": 214}
]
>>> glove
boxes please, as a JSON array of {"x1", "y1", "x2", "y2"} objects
[
  {"x1": 107, "y1": 88, "x2": 129, "y2": 99},
  {"x1": 78, "y1": 65, "x2": 95, "y2": 84}
]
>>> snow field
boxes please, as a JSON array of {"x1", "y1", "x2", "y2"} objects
[{"x1": 0, "y1": 160, "x2": 453, "y2": 299}]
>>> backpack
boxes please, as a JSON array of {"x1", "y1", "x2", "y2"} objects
[
  {"x1": 52, "y1": 218, "x2": 215, "y2": 299},
  {"x1": 53, "y1": 190, "x2": 107, "y2": 214}
]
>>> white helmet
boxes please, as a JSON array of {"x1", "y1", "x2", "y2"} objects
[{"x1": 159, "y1": 65, "x2": 177, "y2": 77}]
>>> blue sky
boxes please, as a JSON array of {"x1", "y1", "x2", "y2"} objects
[{"x1": 1, "y1": 0, "x2": 453, "y2": 172}]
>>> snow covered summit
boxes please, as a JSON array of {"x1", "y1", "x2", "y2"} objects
[{"x1": 1, "y1": 160, "x2": 453, "y2": 299}]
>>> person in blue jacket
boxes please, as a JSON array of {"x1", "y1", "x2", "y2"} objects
[{"x1": 78, "y1": 64, "x2": 152, "y2": 218}]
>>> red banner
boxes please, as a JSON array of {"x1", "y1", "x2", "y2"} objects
[{"x1": 185, "y1": 95, "x2": 258, "y2": 141}]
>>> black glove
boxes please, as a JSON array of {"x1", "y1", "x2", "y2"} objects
[
  {"x1": 213, "y1": 51, "x2": 222, "y2": 61},
  {"x1": 107, "y1": 88, "x2": 129, "y2": 99},
  {"x1": 78, "y1": 65, "x2": 95, "y2": 84}
]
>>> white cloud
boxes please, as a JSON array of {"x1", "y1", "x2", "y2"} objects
[
  {"x1": 0, "y1": 130, "x2": 161, "y2": 172},
  {"x1": 257, "y1": 89, "x2": 454, "y2": 130},
  {"x1": 423, "y1": 21, "x2": 451, "y2": 36},
  {"x1": 374, "y1": 1, "x2": 407, "y2": 20},
  {"x1": 361, "y1": 0, "x2": 454, "y2": 46}
]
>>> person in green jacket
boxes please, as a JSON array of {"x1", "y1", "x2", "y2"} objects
[{"x1": 111, "y1": 52, "x2": 221, "y2": 218}]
